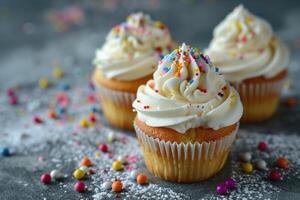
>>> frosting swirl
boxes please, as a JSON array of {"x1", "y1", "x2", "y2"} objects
[
  {"x1": 93, "y1": 12, "x2": 173, "y2": 81},
  {"x1": 133, "y1": 43, "x2": 243, "y2": 133},
  {"x1": 205, "y1": 5, "x2": 289, "y2": 82}
]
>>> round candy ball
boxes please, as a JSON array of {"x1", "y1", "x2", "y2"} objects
[
  {"x1": 257, "y1": 141, "x2": 267, "y2": 151},
  {"x1": 255, "y1": 159, "x2": 268, "y2": 170},
  {"x1": 1, "y1": 148, "x2": 10, "y2": 157},
  {"x1": 136, "y1": 174, "x2": 148, "y2": 185},
  {"x1": 276, "y1": 157, "x2": 288, "y2": 169},
  {"x1": 238, "y1": 152, "x2": 252, "y2": 162},
  {"x1": 216, "y1": 183, "x2": 227, "y2": 195},
  {"x1": 112, "y1": 180, "x2": 123, "y2": 192},
  {"x1": 112, "y1": 160, "x2": 123, "y2": 171},
  {"x1": 102, "y1": 181, "x2": 112, "y2": 190},
  {"x1": 241, "y1": 163, "x2": 253, "y2": 173},
  {"x1": 80, "y1": 157, "x2": 92, "y2": 167},
  {"x1": 224, "y1": 178, "x2": 236, "y2": 190},
  {"x1": 50, "y1": 169, "x2": 63, "y2": 180},
  {"x1": 98, "y1": 144, "x2": 108, "y2": 153},
  {"x1": 130, "y1": 170, "x2": 140, "y2": 180},
  {"x1": 73, "y1": 169, "x2": 85, "y2": 180},
  {"x1": 40, "y1": 173, "x2": 51, "y2": 184},
  {"x1": 269, "y1": 169, "x2": 281, "y2": 181},
  {"x1": 74, "y1": 181, "x2": 85, "y2": 193}
]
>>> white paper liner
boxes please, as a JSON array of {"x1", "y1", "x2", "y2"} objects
[
  {"x1": 134, "y1": 122, "x2": 239, "y2": 182},
  {"x1": 233, "y1": 79, "x2": 285, "y2": 99},
  {"x1": 95, "y1": 84, "x2": 136, "y2": 108}
]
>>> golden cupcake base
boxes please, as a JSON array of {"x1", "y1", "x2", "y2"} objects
[
  {"x1": 234, "y1": 70, "x2": 287, "y2": 122},
  {"x1": 92, "y1": 69, "x2": 152, "y2": 130},
  {"x1": 134, "y1": 118, "x2": 238, "y2": 183}
]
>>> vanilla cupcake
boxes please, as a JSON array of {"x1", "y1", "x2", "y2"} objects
[
  {"x1": 133, "y1": 43, "x2": 243, "y2": 182},
  {"x1": 92, "y1": 12, "x2": 174, "y2": 130},
  {"x1": 205, "y1": 5, "x2": 290, "y2": 122}
]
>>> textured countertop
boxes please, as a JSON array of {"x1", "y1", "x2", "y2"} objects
[{"x1": 1, "y1": 0, "x2": 300, "y2": 199}]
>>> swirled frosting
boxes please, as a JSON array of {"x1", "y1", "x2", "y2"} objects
[
  {"x1": 133, "y1": 43, "x2": 243, "y2": 133},
  {"x1": 93, "y1": 12, "x2": 173, "y2": 81},
  {"x1": 205, "y1": 5, "x2": 289, "y2": 82}
]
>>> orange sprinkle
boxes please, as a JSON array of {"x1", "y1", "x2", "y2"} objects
[
  {"x1": 136, "y1": 173, "x2": 148, "y2": 185},
  {"x1": 80, "y1": 157, "x2": 92, "y2": 167},
  {"x1": 285, "y1": 97, "x2": 296, "y2": 107},
  {"x1": 47, "y1": 110, "x2": 56, "y2": 119},
  {"x1": 112, "y1": 180, "x2": 122, "y2": 192},
  {"x1": 276, "y1": 157, "x2": 288, "y2": 169}
]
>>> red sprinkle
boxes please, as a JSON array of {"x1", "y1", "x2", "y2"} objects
[
  {"x1": 40, "y1": 173, "x2": 51, "y2": 184},
  {"x1": 285, "y1": 97, "x2": 296, "y2": 107},
  {"x1": 98, "y1": 144, "x2": 108, "y2": 153},
  {"x1": 6, "y1": 88, "x2": 15, "y2": 97},
  {"x1": 33, "y1": 116, "x2": 43, "y2": 124},
  {"x1": 74, "y1": 181, "x2": 85, "y2": 193},
  {"x1": 144, "y1": 105, "x2": 150, "y2": 109},
  {"x1": 257, "y1": 141, "x2": 267, "y2": 151},
  {"x1": 268, "y1": 170, "x2": 281, "y2": 181},
  {"x1": 8, "y1": 96, "x2": 18, "y2": 105},
  {"x1": 197, "y1": 87, "x2": 207, "y2": 93}
]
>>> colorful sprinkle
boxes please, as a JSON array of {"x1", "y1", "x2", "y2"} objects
[
  {"x1": 257, "y1": 141, "x2": 267, "y2": 151},
  {"x1": 74, "y1": 181, "x2": 85, "y2": 193},
  {"x1": 241, "y1": 163, "x2": 253, "y2": 173},
  {"x1": 73, "y1": 169, "x2": 85, "y2": 180},
  {"x1": 276, "y1": 157, "x2": 288, "y2": 169},
  {"x1": 268, "y1": 169, "x2": 281, "y2": 181},
  {"x1": 40, "y1": 173, "x2": 51, "y2": 184}
]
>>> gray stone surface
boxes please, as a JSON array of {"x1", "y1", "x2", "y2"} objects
[{"x1": 1, "y1": 0, "x2": 300, "y2": 199}]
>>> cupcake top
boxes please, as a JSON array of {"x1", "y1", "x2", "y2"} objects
[
  {"x1": 93, "y1": 12, "x2": 173, "y2": 81},
  {"x1": 205, "y1": 5, "x2": 289, "y2": 82},
  {"x1": 133, "y1": 43, "x2": 243, "y2": 133}
]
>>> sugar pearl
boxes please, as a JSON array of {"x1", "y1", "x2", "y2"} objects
[
  {"x1": 239, "y1": 152, "x2": 252, "y2": 162},
  {"x1": 102, "y1": 181, "x2": 112, "y2": 190},
  {"x1": 50, "y1": 170, "x2": 63, "y2": 180},
  {"x1": 130, "y1": 170, "x2": 139, "y2": 180},
  {"x1": 74, "y1": 181, "x2": 85, "y2": 193},
  {"x1": 40, "y1": 173, "x2": 51, "y2": 184},
  {"x1": 255, "y1": 159, "x2": 268, "y2": 170}
]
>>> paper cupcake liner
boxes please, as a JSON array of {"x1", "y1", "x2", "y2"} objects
[
  {"x1": 95, "y1": 85, "x2": 136, "y2": 130},
  {"x1": 134, "y1": 123, "x2": 238, "y2": 182},
  {"x1": 95, "y1": 85, "x2": 136, "y2": 108},
  {"x1": 233, "y1": 79, "x2": 285, "y2": 122}
]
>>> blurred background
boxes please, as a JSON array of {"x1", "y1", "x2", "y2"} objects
[{"x1": 1, "y1": 0, "x2": 300, "y2": 90}]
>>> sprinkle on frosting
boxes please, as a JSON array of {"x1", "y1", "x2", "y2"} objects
[
  {"x1": 133, "y1": 43, "x2": 243, "y2": 133},
  {"x1": 205, "y1": 5, "x2": 289, "y2": 82},
  {"x1": 93, "y1": 12, "x2": 174, "y2": 81}
]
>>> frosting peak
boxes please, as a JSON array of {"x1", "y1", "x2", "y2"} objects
[
  {"x1": 93, "y1": 12, "x2": 173, "y2": 81},
  {"x1": 133, "y1": 44, "x2": 243, "y2": 133},
  {"x1": 205, "y1": 5, "x2": 289, "y2": 82}
]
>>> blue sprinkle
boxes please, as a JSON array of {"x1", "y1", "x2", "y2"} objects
[
  {"x1": 163, "y1": 67, "x2": 170, "y2": 73},
  {"x1": 159, "y1": 54, "x2": 164, "y2": 59},
  {"x1": 1, "y1": 147, "x2": 10, "y2": 157},
  {"x1": 55, "y1": 107, "x2": 66, "y2": 116},
  {"x1": 189, "y1": 79, "x2": 194, "y2": 84},
  {"x1": 59, "y1": 83, "x2": 70, "y2": 91},
  {"x1": 91, "y1": 106, "x2": 99, "y2": 113}
]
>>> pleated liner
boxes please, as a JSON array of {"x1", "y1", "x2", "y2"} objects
[{"x1": 134, "y1": 123, "x2": 239, "y2": 183}]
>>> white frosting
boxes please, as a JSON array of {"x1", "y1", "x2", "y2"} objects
[
  {"x1": 133, "y1": 43, "x2": 243, "y2": 133},
  {"x1": 93, "y1": 12, "x2": 173, "y2": 81},
  {"x1": 205, "y1": 5, "x2": 289, "y2": 82}
]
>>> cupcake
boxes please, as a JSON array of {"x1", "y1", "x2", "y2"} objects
[
  {"x1": 133, "y1": 43, "x2": 243, "y2": 182},
  {"x1": 92, "y1": 12, "x2": 174, "y2": 130},
  {"x1": 205, "y1": 5, "x2": 290, "y2": 122}
]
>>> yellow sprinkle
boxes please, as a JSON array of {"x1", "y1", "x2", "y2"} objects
[
  {"x1": 154, "y1": 21, "x2": 163, "y2": 28},
  {"x1": 241, "y1": 163, "x2": 253, "y2": 173},
  {"x1": 52, "y1": 66, "x2": 63, "y2": 79},
  {"x1": 79, "y1": 118, "x2": 89, "y2": 128},
  {"x1": 245, "y1": 16, "x2": 252, "y2": 25},
  {"x1": 38, "y1": 78, "x2": 49, "y2": 89},
  {"x1": 94, "y1": 151, "x2": 100, "y2": 158},
  {"x1": 73, "y1": 169, "x2": 85, "y2": 180},
  {"x1": 112, "y1": 160, "x2": 123, "y2": 171},
  {"x1": 230, "y1": 95, "x2": 236, "y2": 108},
  {"x1": 236, "y1": 21, "x2": 241, "y2": 32}
]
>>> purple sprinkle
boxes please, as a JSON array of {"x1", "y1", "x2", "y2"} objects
[
  {"x1": 225, "y1": 178, "x2": 236, "y2": 189},
  {"x1": 216, "y1": 183, "x2": 227, "y2": 195}
]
